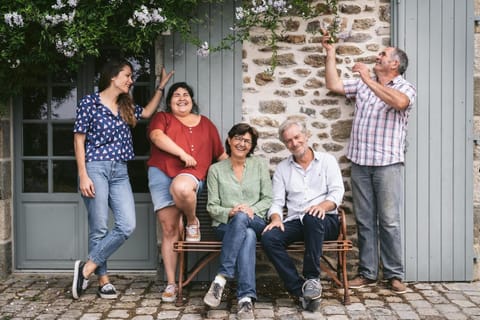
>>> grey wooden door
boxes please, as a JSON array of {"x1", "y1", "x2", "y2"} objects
[
  {"x1": 14, "y1": 56, "x2": 158, "y2": 270},
  {"x1": 162, "y1": 0, "x2": 242, "y2": 138},
  {"x1": 393, "y1": 0, "x2": 474, "y2": 281}
]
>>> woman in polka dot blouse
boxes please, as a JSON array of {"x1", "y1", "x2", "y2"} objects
[{"x1": 71, "y1": 58, "x2": 173, "y2": 300}]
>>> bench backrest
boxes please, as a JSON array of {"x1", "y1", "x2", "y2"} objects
[{"x1": 194, "y1": 187, "x2": 347, "y2": 242}]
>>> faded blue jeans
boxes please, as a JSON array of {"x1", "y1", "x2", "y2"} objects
[
  {"x1": 351, "y1": 162, "x2": 404, "y2": 280},
  {"x1": 82, "y1": 161, "x2": 136, "y2": 276},
  {"x1": 214, "y1": 212, "x2": 266, "y2": 301}
]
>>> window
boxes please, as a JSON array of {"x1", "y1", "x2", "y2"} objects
[{"x1": 21, "y1": 53, "x2": 155, "y2": 193}]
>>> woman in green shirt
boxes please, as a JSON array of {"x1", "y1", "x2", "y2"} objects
[{"x1": 203, "y1": 123, "x2": 272, "y2": 319}]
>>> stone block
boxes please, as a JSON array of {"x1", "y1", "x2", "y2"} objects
[
  {"x1": 0, "y1": 161, "x2": 11, "y2": 200},
  {"x1": 0, "y1": 241, "x2": 12, "y2": 278},
  {"x1": 0, "y1": 119, "x2": 10, "y2": 158},
  {"x1": 0, "y1": 199, "x2": 11, "y2": 241},
  {"x1": 475, "y1": 77, "x2": 480, "y2": 116}
]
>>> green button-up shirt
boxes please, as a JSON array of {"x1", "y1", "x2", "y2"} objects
[{"x1": 206, "y1": 156, "x2": 273, "y2": 226}]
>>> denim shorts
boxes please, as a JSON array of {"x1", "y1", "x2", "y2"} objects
[{"x1": 148, "y1": 166, "x2": 204, "y2": 212}]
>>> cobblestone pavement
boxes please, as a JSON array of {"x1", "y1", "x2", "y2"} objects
[{"x1": 1, "y1": 273, "x2": 480, "y2": 319}]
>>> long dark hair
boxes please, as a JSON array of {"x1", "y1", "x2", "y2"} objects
[
  {"x1": 225, "y1": 123, "x2": 259, "y2": 157},
  {"x1": 98, "y1": 58, "x2": 137, "y2": 127},
  {"x1": 164, "y1": 82, "x2": 199, "y2": 114}
]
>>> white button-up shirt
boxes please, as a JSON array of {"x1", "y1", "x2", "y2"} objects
[{"x1": 267, "y1": 150, "x2": 344, "y2": 222}]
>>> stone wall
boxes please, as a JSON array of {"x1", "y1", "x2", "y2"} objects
[
  {"x1": 474, "y1": 0, "x2": 480, "y2": 281},
  {"x1": 241, "y1": 0, "x2": 391, "y2": 277},
  {"x1": 0, "y1": 100, "x2": 12, "y2": 278}
]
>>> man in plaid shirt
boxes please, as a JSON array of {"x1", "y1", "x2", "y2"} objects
[{"x1": 322, "y1": 31, "x2": 417, "y2": 294}]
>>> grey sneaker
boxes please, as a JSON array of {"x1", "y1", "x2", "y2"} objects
[
  {"x1": 300, "y1": 296, "x2": 321, "y2": 312},
  {"x1": 97, "y1": 283, "x2": 118, "y2": 299},
  {"x1": 237, "y1": 300, "x2": 254, "y2": 320},
  {"x1": 203, "y1": 281, "x2": 225, "y2": 307},
  {"x1": 302, "y1": 278, "x2": 322, "y2": 300}
]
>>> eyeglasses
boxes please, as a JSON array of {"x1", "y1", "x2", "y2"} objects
[{"x1": 232, "y1": 135, "x2": 252, "y2": 145}]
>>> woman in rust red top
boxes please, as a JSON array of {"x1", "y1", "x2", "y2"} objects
[{"x1": 147, "y1": 82, "x2": 227, "y2": 302}]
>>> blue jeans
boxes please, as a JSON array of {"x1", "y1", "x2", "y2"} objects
[
  {"x1": 82, "y1": 161, "x2": 136, "y2": 276},
  {"x1": 261, "y1": 214, "x2": 339, "y2": 297},
  {"x1": 351, "y1": 162, "x2": 404, "y2": 280},
  {"x1": 214, "y1": 212, "x2": 266, "y2": 300}
]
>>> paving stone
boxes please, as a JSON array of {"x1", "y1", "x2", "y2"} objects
[
  {"x1": 441, "y1": 313, "x2": 468, "y2": 320},
  {"x1": 254, "y1": 307, "x2": 275, "y2": 318},
  {"x1": 364, "y1": 299, "x2": 385, "y2": 307},
  {"x1": 179, "y1": 314, "x2": 203, "y2": 320},
  {"x1": 135, "y1": 306, "x2": 158, "y2": 315},
  {"x1": 156, "y1": 310, "x2": 181, "y2": 319},
  {"x1": 80, "y1": 313, "x2": 102, "y2": 320},
  {"x1": 425, "y1": 296, "x2": 449, "y2": 304},
  {"x1": 464, "y1": 307, "x2": 480, "y2": 316},
  {"x1": 409, "y1": 300, "x2": 432, "y2": 308},
  {"x1": 413, "y1": 283, "x2": 433, "y2": 290},
  {"x1": 322, "y1": 305, "x2": 347, "y2": 315},
  {"x1": 107, "y1": 309, "x2": 130, "y2": 318},
  {"x1": 416, "y1": 307, "x2": 441, "y2": 316},
  {"x1": 395, "y1": 310, "x2": 420, "y2": 319},
  {"x1": 435, "y1": 303, "x2": 461, "y2": 313}
]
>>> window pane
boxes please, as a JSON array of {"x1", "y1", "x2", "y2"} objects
[
  {"x1": 132, "y1": 86, "x2": 151, "y2": 109},
  {"x1": 23, "y1": 87, "x2": 48, "y2": 120},
  {"x1": 132, "y1": 122, "x2": 149, "y2": 156},
  {"x1": 23, "y1": 124, "x2": 47, "y2": 156},
  {"x1": 53, "y1": 124, "x2": 74, "y2": 156},
  {"x1": 23, "y1": 160, "x2": 48, "y2": 192},
  {"x1": 128, "y1": 160, "x2": 148, "y2": 193},
  {"x1": 52, "y1": 86, "x2": 77, "y2": 119},
  {"x1": 53, "y1": 160, "x2": 77, "y2": 192}
]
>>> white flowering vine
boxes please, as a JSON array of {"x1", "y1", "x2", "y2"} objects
[
  {"x1": 128, "y1": 5, "x2": 166, "y2": 28},
  {"x1": 196, "y1": 42, "x2": 210, "y2": 58},
  {"x1": 0, "y1": 0, "x2": 339, "y2": 100},
  {"x1": 4, "y1": 12, "x2": 24, "y2": 27}
]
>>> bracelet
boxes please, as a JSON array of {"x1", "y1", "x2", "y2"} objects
[{"x1": 156, "y1": 85, "x2": 164, "y2": 93}]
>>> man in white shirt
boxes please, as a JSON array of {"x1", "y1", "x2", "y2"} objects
[{"x1": 261, "y1": 119, "x2": 344, "y2": 311}]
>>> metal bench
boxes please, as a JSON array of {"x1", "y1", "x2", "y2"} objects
[{"x1": 173, "y1": 191, "x2": 353, "y2": 306}]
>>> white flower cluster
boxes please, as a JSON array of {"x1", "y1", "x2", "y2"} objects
[
  {"x1": 43, "y1": 0, "x2": 77, "y2": 27},
  {"x1": 109, "y1": 0, "x2": 123, "y2": 6},
  {"x1": 55, "y1": 36, "x2": 78, "y2": 58},
  {"x1": 235, "y1": 0, "x2": 291, "y2": 20},
  {"x1": 128, "y1": 5, "x2": 166, "y2": 28},
  {"x1": 52, "y1": 0, "x2": 78, "y2": 10},
  {"x1": 8, "y1": 59, "x2": 21, "y2": 69},
  {"x1": 4, "y1": 12, "x2": 24, "y2": 27},
  {"x1": 43, "y1": 11, "x2": 76, "y2": 26},
  {"x1": 196, "y1": 42, "x2": 210, "y2": 57}
]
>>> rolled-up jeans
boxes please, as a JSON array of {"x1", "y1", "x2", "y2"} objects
[
  {"x1": 214, "y1": 212, "x2": 266, "y2": 300},
  {"x1": 351, "y1": 162, "x2": 404, "y2": 280},
  {"x1": 82, "y1": 161, "x2": 136, "y2": 276}
]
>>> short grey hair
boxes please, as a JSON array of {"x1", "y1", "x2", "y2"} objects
[
  {"x1": 391, "y1": 48, "x2": 409, "y2": 75},
  {"x1": 278, "y1": 119, "x2": 307, "y2": 143}
]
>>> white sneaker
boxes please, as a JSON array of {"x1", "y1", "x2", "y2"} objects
[
  {"x1": 203, "y1": 280, "x2": 225, "y2": 307},
  {"x1": 161, "y1": 283, "x2": 178, "y2": 302},
  {"x1": 185, "y1": 218, "x2": 201, "y2": 241}
]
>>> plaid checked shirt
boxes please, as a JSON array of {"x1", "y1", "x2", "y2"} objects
[{"x1": 343, "y1": 75, "x2": 417, "y2": 166}]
